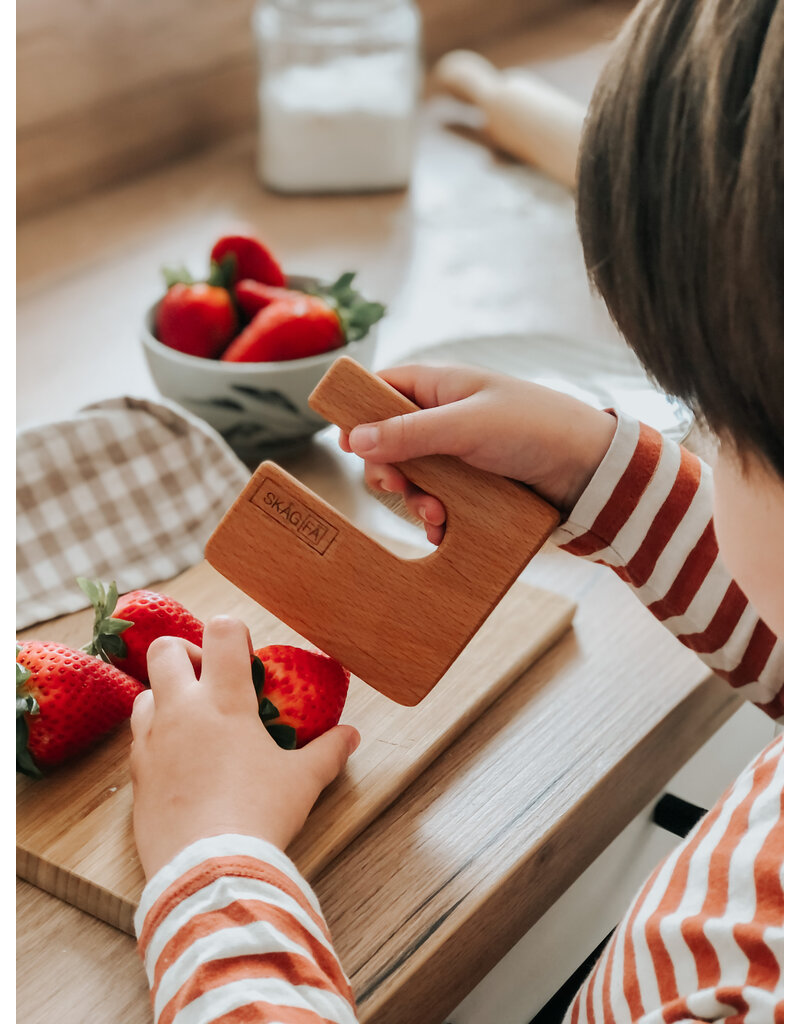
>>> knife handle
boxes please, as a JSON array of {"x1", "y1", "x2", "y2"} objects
[
  {"x1": 208, "y1": 356, "x2": 561, "y2": 705},
  {"x1": 309, "y1": 355, "x2": 560, "y2": 545}
]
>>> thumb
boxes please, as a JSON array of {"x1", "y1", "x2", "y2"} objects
[
  {"x1": 298, "y1": 725, "x2": 361, "y2": 791},
  {"x1": 348, "y1": 403, "x2": 470, "y2": 464}
]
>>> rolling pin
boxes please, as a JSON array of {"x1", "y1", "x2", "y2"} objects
[{"x1": 433, "y1": 49, "x2": 586, "y2": 190}]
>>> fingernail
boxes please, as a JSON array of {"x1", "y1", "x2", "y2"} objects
[
  {"x1": 350, "y1": 425, "x2": 378, "y2": 453},
  {"x1": 419, "y1": 508, "x2": 430, "y2": 523},
  {"x1": 348, "y1": 729, "x2": 362, "y2": 754}
]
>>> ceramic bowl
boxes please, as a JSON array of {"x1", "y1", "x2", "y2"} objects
[{"x1": 141, "y1": 275, "x2": 379, "y2": 462}]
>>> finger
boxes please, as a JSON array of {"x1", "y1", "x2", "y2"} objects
[
  {"x1": 149, "y1": 636, "x2": 202, "y2": 679},
  {"x1": 198, "y1": 616, "x2": 257, "y2": 705},
  {"x1": 364, "y1": 461, "x2": 448, "y2": 531},
  {"x1": 338, "y1": 429, "x2": 352, "y2": 454},
  {"x1": 375, "y1": 364, "x2": 484, "y2": 409},
  {"x1": 298, "y1": 725, "x2": 360, "y2": 791},
  {"x1": 364, "y1": 461, "x2": 408, "y2": 494},
  {"x1": 424, "y1": 521, "x2": 446, "y2": 546},
  {"x1": 348, "y1": 400, "x2": 475, "y2": 465},
  {"x1": 129, "y1": 688, "x2": 154, "y2": 738},
  {"x1": 147, "y1": 636, "x2": 199, "y2": 704},
  {"x1": 174, "y1": 639, "x2": 203, "y2": 678}
]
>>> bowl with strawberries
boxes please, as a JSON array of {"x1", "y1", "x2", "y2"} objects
[{"x1": 142, "y1": 233, "x2": 385, "y2": 461}]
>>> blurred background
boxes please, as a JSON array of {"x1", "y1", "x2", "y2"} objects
[
  {"x1": 22, "y1": 1, "x2": 696, "y2": 451},
  {"x1": 18, "y1": 0, "x2": 630, "y2": 218}
]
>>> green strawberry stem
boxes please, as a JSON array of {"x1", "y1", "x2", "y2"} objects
[
  {"x1": 265, "y1": 724, "x2": 297, "y2": 750},
  {"x1": 300, "y1": 271, "x2": 386, "y2": 343},
  {"x1": 250, "y1": 655, "x2": 297, "y2": 750},
  {"x1": 16, "y1": 647, "x2": 42, "y2": 779},
  {"x1": 162, "y1": 254, "x2": 238, "y2": 293},
  {"x1": 161, "y1": 265, "x2": 196, "y2": 288},
  {"x1": 207, "y1": 254, "x2": 238, "y2": 290},
  {"x1": 76, "y1": 577, "x2": 134, "y2": 663}
]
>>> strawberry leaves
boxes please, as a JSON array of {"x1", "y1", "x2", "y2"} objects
[
  {"x1": 251, "y1": 655, "x2": 297, "y2": 750},
  {"x1": 162, "y1": 253, "x2": 238, "y2": 293},
  {"x1": 16, "y1": 648, "x2": 42, "y2": 779},
  {"x1": 77, "y1": 577, "x2": 133, "y2": 663},
  {"x1": 300, "y1": 272, "x2": 386, "y2": 342}
]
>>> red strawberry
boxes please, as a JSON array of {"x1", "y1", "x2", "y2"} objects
[
  {"x1": 233, "y1": 279, "x2": 302, "y2": 320},
  {"x1": 221, "y1": 294, "x2": 344, "y2": 363},
  {"x1": 252, "y1": 645, "x2": 350, "y2": 749},
  {"x1": 211, "y1": 234, "x2": 285, "y2": 287},
  {"x1": 16, "y1": 641, "x2": 144, "y2": 776},
  {"x1": 155, "y1": 282, "x2": 238, "y2": 358},
  {"x1": 79, "y1": 578, "x2": 204, "y2": 686}
]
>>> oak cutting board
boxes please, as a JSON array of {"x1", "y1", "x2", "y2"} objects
[{"x1": 17, "y1": 536, "x2": 575, "y2": 935}]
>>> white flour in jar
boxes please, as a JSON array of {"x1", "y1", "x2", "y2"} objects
[{"x1": 257, "y1": 51, "x2": 417, "y2": 193}]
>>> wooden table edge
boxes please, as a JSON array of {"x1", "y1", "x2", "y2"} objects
[{"x1": 351, "y1": 675, "x2": 741, "y2": 1024}]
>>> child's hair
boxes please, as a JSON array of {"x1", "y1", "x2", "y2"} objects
[{"x1": 576, "y1": 0, "x2": 783, "y2": 475}]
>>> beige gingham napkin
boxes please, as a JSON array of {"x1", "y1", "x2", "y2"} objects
[{"x1": 16, "y1": 397, "x2": 251, "y2": 631}]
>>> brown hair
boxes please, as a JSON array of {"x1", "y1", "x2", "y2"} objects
[{"x1": 577, "y1": 0, "x2": 783, "y2": 474}]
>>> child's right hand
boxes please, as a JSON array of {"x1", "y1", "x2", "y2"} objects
[
  {"x1": 129, "y1": 616, "x2": 360, "y2": 881},
  {"x1": 340, "y1": 364, "x2": 618, "y2": 545}
]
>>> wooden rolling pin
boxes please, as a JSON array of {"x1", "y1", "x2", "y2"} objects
[{"x1": 433, "y1": 49, "x2": 585, "y2": 190}]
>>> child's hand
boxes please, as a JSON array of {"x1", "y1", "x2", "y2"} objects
[
  {"x1": 341, "y1": 364, "x2": 617, "y2": 545},
  {"x1": 129, "y1": 616, "x2": 360, "y2": 881}
]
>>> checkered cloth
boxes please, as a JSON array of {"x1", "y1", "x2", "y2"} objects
[{"x1": 16, "y1": 397, "x2": 251, "y2": 630}]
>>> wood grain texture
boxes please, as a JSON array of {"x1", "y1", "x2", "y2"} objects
[
  {"x1": 207, "y1": 358, "x2": 560, "y2": 704},
  {"x1": 16, "y1": 879, "x2": 151, "y2": 1023},
  {"x1": 17, "y1": 0, "x2": 582, "y2": 219},
  {"x1": 320, "y1": 576, "x2": 741, "y2": 1024},
  {"x1": 17, "y1": 550, "x2": 575, "y2": 935}
]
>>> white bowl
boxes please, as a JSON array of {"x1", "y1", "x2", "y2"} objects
[{"x1": 141, "y1": 275, "x2": 379, "y2": 462}]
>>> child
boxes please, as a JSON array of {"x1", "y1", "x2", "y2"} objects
[{"x1": 130, "y1": 0, "x2": 784, "y2": 1020}]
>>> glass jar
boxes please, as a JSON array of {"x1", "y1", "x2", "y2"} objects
[{"x1": 253, "y1": 0, "x2": 422, "y2": 194}]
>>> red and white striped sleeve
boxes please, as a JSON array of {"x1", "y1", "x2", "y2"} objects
[
  {"x1": 134, "y1": 833, "x2": 358, "y2": 1024},
  {"x1": 568, "y1": 735, "x2": 783, "y2": 1024},
  {"x1": 552, "y1": 413, "x2": 783, "y2": 720},
  {"x1": 553, "y1": 413, "x2": 784, "y2": 1023}
]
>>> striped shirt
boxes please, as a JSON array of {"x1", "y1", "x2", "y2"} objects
[{"x1": 135, "y1": 412, "x2": 784, "y2": 1023}]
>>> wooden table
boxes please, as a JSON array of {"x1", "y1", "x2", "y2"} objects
[{"x1": 16, "y1": 7, "x2": 738, "y2": 1022}]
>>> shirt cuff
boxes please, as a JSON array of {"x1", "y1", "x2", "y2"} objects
[
  {"x1": 551, "y1": 411, "x2": 645, "y2": 549},
  {"x1": 133, "y1": 833, "x2": 318, "y2": 940}
]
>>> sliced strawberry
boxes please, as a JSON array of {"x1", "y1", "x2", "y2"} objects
[
  {"x1": 155, "y1": 282, "x2": 238, "y2": 358},
  {"x1": 79, "y1": 578, "x2": 204, "y2": 686},
  {"x1": 252, "y1": 645, "x2": 350, "y2": 749},
  {"x1": 233, "y1": 279, "x2": 303, "y2": 320},
  {"x1": 211, "y1": 235, "x2": 285, "y2": 287},
  {"x1": 220, "y1": 295, "x2": 344, "y2": 363},
  {"x1": 16, "y1": 641, "x2": 144, "y2": 775}
]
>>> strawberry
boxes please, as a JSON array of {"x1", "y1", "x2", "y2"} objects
[
  {"x1": 233, "y1": 279, "x2": 301, "y2": 320},
  {"x1": 221, "y1": 294, "x2": 345, "y2": 363},
  {"x1": 251, "y1": 645, "x2": 350, "y2": 749},
  {"x1": 79, "y1": 578, "x2": 204, "y2": 686},
  {"x1": 302, "y1": 272, "x2": 386, "y2": 344},
  {"x1": 16, "y1": 642, "x2": 144, "y2": 776},
  {"x1": 226, "y1": 271, "x2": 387, "y2": 362},
  {"x1": 210, "y1": 234, "x2": 285, "y2": 287},
  {"x1": 155, "y1": 282, "x2": 238, "y2": 358}
]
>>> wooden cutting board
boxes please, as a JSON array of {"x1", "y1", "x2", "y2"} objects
[{"x1": 16, "y1": 540, "x2": 575, "y2": 936}]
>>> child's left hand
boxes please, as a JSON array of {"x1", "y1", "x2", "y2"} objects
[{"x1": 129, "y1": 616, "x2": 360, "y2": 881}]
